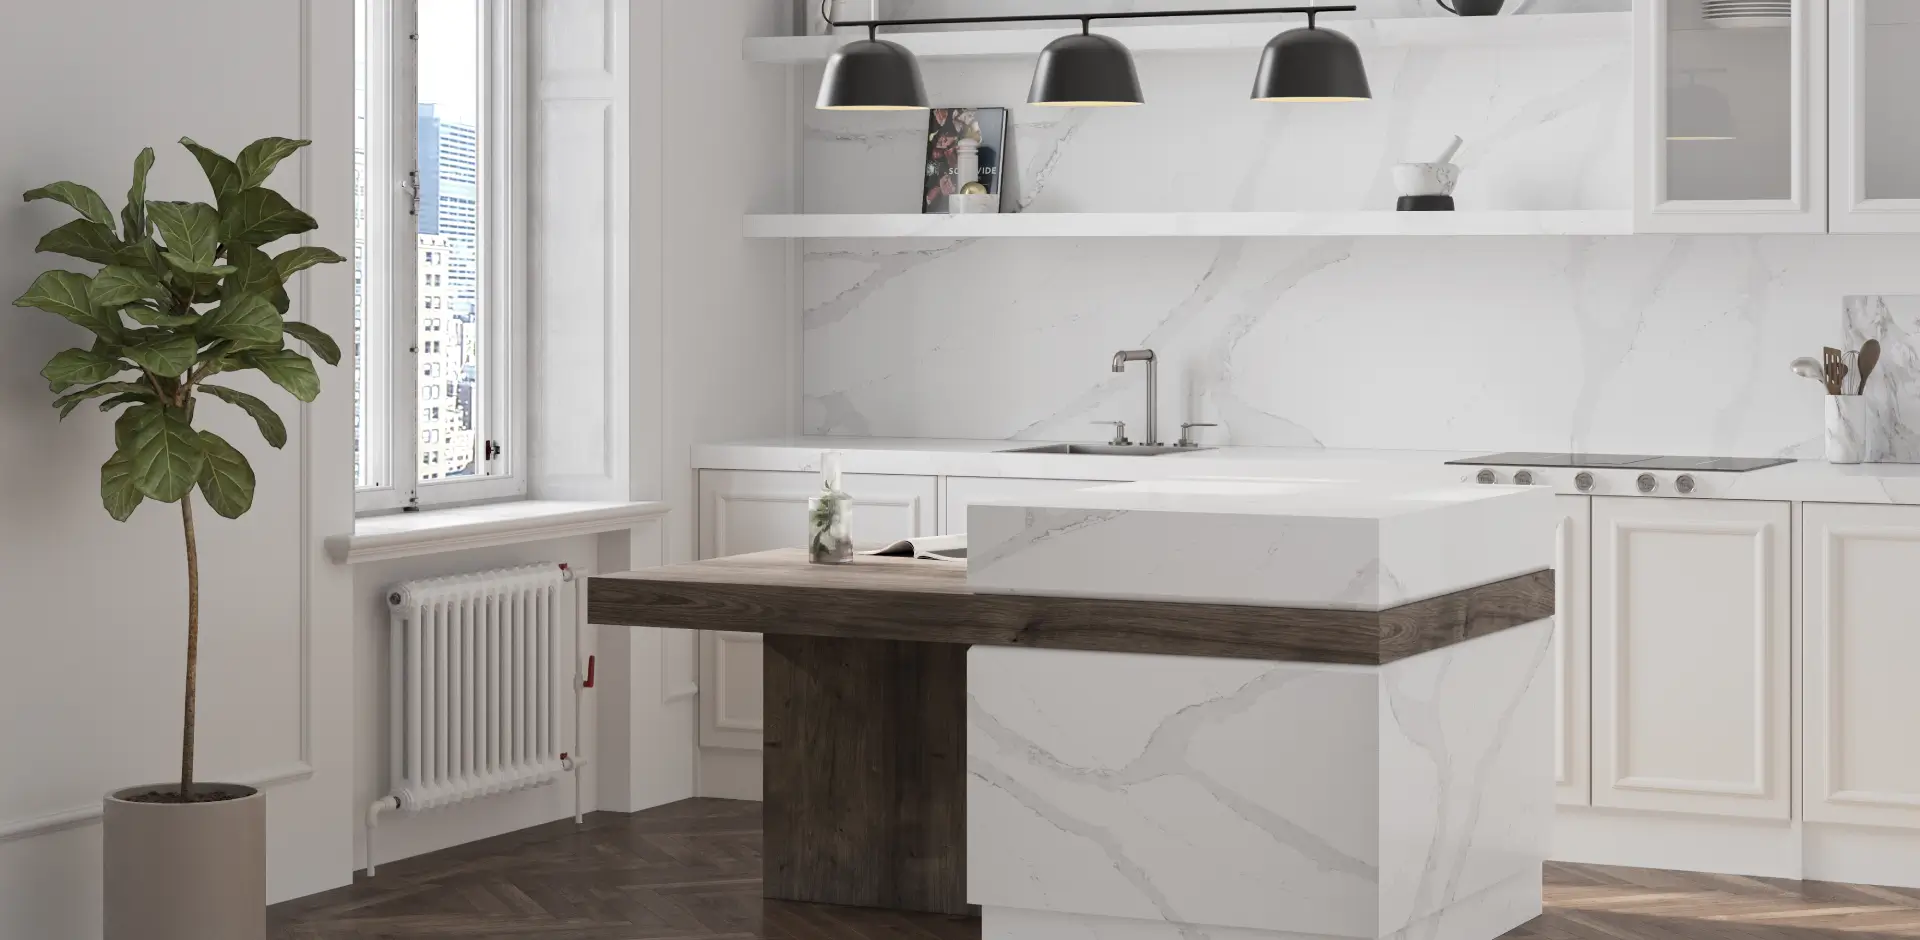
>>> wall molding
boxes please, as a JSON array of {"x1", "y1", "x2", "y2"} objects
[{"x1": 0, "y1": 762, "x2": 313, "y2": 845}]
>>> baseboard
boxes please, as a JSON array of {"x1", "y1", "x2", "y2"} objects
[
  {"x1": 698, "y1": 748, "x2": 762, "y2": 801},
  {"x1": 1554, "y1": 807, "x2": 1920, "y2": 888}
]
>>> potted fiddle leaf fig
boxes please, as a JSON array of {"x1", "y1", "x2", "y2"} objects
[{"x1": 13, "y1": 137, "x2": 342, "y2": 940}]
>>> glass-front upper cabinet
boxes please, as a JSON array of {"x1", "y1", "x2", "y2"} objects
[
  {"x1": 1636, "y1": 0, "x2": 1828, "y2": 232},
  {"x1": 1832, "y1": 0, "x2": 1920, "y2": 231}
]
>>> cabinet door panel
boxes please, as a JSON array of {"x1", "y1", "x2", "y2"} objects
[
  {"x1": 1592, "y1": 498, "x2": 1791, "y2": 818},
  {"x1": 1831, "y1": 0, "x2": 1920, "y2": 231},
  {"x1": 941, "y1": 476, "x2": 1116, "y2": 536},
  {"x1": 1804, "y1": 503, "x2": 1920, "y2": 827},
  {"x1": 1555, "y1": 496, "x2": 1594, "y2": 807},
  {"x1": 695, "y1": 470, "x2": 937, "y2": 750},
  {"x1": 1636, "y1": 0, "x2": 1827, "y2": 232}
]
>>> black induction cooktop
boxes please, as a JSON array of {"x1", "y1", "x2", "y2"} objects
[{"x1": 1447, "y1": 452, "x2": 1795, "y2": 472}]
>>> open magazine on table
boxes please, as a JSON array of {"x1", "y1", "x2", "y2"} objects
[{"x1": 860, "y1": 533, "x2": 967, "y2": 561}]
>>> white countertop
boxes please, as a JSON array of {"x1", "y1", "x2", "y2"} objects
[
  {"x1": 966, "y1": 478, "x2": 1556, "y2": 609},
  {"x1": 694, "y1": 436, "x2": 1920, "y2": 505}
]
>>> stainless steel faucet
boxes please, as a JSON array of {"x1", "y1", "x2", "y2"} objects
[{"x1": 1111, "y1": 349, "x2": 1159, "y2": 445}]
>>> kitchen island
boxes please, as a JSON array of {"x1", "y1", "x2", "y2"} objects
[{"x1": 590, "y1": 478, "x2": 1558, "y2": 940}]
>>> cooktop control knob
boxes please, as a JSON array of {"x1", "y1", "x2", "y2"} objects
[
  {"x1": 1513, "y1": 470, "x2": 1535, "y2": 486},
  {"x1": 1637, "y1": 473, "x2": 1659, "y2": 494},
  {"x1": 1676, "y1": 474, "x2": 1697, "y2": 495},
  {"x1": 1575, "y1": 472, "x2": 1594, "y2": 492},
  {"x1": 1476, "y1": 468, "x2": 1498, "y2": 485}
]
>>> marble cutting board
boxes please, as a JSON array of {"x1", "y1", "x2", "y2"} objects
[{"x1": 1842, "y1": 295, "x2": 1920, "y2": 463}]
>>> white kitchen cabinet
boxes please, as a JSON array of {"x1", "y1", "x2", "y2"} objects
[
  {"x1": 1803, "y1": 503, "x2": 1920, "y2": 828},
  {"x1": 1829, "y1": 0, "x2": 1920, "y2": 231},
  {"x1": 941, "y1": 476, "x2": 1116, "y2": 535},
  {"x1": 1591, "y1": 497, "x2": 1792, "y2": 819},
  {"x1": 1635, "y1": 0, "x2": 1827, "y2": 232},
  {"x1": 695, "y1": 469, "x2": 938, "y2": 750},
  {"x1": 1554, "y1": 496, "x2": 1594, "y2": 807}
]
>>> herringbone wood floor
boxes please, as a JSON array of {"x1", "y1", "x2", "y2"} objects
[{"x1": 270, "y1": 799, "x2": 1920, "y2": 940}]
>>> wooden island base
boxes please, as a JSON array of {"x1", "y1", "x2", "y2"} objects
[{"x1": 762, "y1": 635, "x2": 969, "y2": 915}]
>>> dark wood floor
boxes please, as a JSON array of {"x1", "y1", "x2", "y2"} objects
[{"x1": 270, "y1": 799, "x2": 1920, "y2": 940}]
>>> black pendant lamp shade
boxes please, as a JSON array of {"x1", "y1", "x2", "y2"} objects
[
  {"x1": 1252, "y1": 23, "x2": 1371, "y2": 102},
  {"x1": 1029, "y1": 32, "x2": 1144, "y2": 107},
  {"x1": 817, "y1": 36, "x2": 930, "y2": 111}
]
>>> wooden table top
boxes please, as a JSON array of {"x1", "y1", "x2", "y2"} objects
[{"x1": 590, "y1": 548, "x2": 1553, "y2": 666}]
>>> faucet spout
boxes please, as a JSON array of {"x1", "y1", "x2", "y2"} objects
[{"x1": 1110, "y1": 349, "x2": 1159, "y2": 445}]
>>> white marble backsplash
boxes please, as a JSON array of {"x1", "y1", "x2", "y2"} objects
[
  {"x1": 806, "y1": 234, "x2": 1920, "y2": 455},
  {"x1": 1842, "y1": 295, "x2": 1920, "y2": 463},
  {"x1": 797, "y1": 9, "x2": 1911, "y2": 456}
]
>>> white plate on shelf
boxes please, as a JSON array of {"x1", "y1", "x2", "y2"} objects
[{"x1": 1707, "y1": 14, "x2": 1790, "y2": 26}]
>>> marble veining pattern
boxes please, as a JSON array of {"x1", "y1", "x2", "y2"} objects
[
  {"x1": 1841, "y1": 295, "x2": 1920, "y2": 462},
  {"x1": 966, "y1": 620, "x2": 1553, "y2": 939}
]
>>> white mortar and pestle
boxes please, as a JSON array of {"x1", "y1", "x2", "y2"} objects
[{"x1": 1394, "y1": 136, "x2": 1463, "y2": 211}]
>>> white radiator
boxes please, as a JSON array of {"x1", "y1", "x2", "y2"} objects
[{"x1": 365, "y1": 563, "x2": 592, "y2": 874}]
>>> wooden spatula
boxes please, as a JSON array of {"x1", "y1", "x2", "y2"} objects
[{"x1": 1857, "y1": 339, "x2": 1882, "y2": 395}]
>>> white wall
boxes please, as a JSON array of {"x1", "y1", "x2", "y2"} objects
[{"x1": 0, "y1": 1, "x2": 357, "y2": 936}]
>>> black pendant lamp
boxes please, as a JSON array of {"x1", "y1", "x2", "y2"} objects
[
  {"x1": 1029, "y1": 22, "x2": 1144, "y2": 108},
  {"x1": 817, "y1": 29, "x2": 930, "y2": 111},
  {"x1": 1253, "y1": 13, "x2": 1371, "y2": 102}
]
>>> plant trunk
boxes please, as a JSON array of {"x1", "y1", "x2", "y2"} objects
[{"x1": 180, "y1": 496, "x2": 199, "y2": 798}]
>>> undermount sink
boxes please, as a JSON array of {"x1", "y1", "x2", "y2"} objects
[{"x1": 998, "y1": 443, "x2": 1212, "y2": 457}]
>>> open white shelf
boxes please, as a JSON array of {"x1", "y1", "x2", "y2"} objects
[
  {"x1": 743, "y1": 211, "x2": 1633, "y2": 238},
  {"x1": 745, "y1": 12, "x2": 1629, "y2": 64}
]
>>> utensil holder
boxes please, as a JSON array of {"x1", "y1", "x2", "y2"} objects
[{"x1": 1826, "y1": 396, "x2": 1871, "y2": 465}]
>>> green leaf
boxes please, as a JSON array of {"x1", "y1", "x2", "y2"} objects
[
  {"x1": 35, "y1": 219, "x2": 122, "y2": 265},
  {"x1": 14, "y1": 270, "x2": 117, "y2": 339},
  {"x1": 194, "y1": 430, "x2": 255, "y2": 519},
  {"x1": 161, "y1": 252, "x2": 236, "y2": 278},
  {"x1": 97, "y1": 393, "x2": 151, "y2": 414},
  {"x1": 272, "y1": 246, "x2": 345, "y2": 280},
  {"x1": 120, "y1": 405, "x2": 205, "y2": 502},
  {"x1": 41, "y1": 347, "x2": 127, "y2": 392},
  {"x1": 282, "y1": 321, "x2": 341, "y2": 366},
  {"x1": 222, "y1": 243, "x2": 288, "y2": 313},
  {"x1": 124, "y1": 305, "x2": 200, "y2": 328},
  {"x1": 123, "y1": 333, "x2": 199, "y2": 377},
  {"x1": 221, "y1": 188, "x2": 317, "y2": 248},
  {"x1": 236, "y1": 137, "x2": 309, "y2": 190},
  {"x1": 89, "y1": 265, "x2": 169, "y2": 308},
  {"x1": 113, "y1": 237, "x2": 167, "y2": 275},
  {"x1": 100, "y1": 449, "x2": 143, "y2": 522},
  {"x1": 200, "y1": 384, "x2": 287, "y2": 449},
  {"x1": 56, "y1": 381, "x2": 155, "y2": 419},
  {"x1": 199, "y1": 294, "x2": 282, "y2": 350},
  {"x1": 146, "y1": 201, "x2": 221, "y2": 266},
  {"x1": 24, "y1": 182, "x2": 115, "y2": 227},
  {"x1": 122, "y1": 147, "x2": 156, "y2": 240},
  {"x1": 241, "y1": 348, "x2": 321, "y2": 402},
  {"x1": 179, "y1": 138, "x2": 243, "y2": 207}
]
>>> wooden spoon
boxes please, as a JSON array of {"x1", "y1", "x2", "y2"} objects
[{"x1": 1857, "y1": 339, "x2": 1882, "y2": 395}]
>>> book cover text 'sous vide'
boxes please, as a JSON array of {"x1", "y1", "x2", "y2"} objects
[{"x1": 923, "y1": 108, "x2": 1006, "y2": 213}]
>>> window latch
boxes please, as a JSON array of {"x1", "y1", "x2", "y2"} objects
[
  {"x1": 485, "y1": 440, "x2": 502, "y2": 461},
  {"x1": 401, "y1": 170, "x2": 420, "y2": 217}
]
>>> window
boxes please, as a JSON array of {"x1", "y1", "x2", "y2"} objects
[{"x1": 356, "y1": 0, "x2": 526, "y2": 512}]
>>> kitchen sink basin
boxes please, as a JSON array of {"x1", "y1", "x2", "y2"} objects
[{"x1": 997, "y1": 443, "x2": 1212, "y2": 457}]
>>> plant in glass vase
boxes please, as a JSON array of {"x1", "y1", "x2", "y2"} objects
[{"x1": 13, "y1": 136, "x2": 341, "y2": 940}]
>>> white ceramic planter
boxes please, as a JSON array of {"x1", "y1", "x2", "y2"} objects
[{"x1": 104, "y1": 784, "x2": 266, "y2": 940}]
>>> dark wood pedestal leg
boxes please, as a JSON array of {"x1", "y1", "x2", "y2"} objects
[{"x1": 762, "y1": 634, "x2": 969, "y2": 915}]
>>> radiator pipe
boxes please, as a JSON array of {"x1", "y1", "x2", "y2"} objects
[{"x1": 365, "y1": 796, "x2": 400, "y2": 876}]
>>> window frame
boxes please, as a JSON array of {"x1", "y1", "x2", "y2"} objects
[{"x1": 356, "y1": 0, "x2": 529, "y2": 514}]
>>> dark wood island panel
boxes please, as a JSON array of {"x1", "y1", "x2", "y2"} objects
[{"x1": 590, "y1": 549, "x2": 1554, "y2": 666}]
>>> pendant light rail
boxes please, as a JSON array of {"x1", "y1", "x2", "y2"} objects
[
  {"x1": 748, "y1": 11, "x2": 1630, "y2": 63},
  {"x1": 824, "y1": 3, "x2": 1359, "y2": 35}
]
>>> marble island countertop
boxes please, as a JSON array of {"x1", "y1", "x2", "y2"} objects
[{"x1": 695, "y1": 436, "x2": 1920, "y2": 505}]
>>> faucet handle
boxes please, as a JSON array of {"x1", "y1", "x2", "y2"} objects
[
  {"x1": 1091, "y1": 420, "x2": 1130, "y2": 446},
  {"x1": 1177, "y1": 422, "x2": 1218, "y2": 448}
]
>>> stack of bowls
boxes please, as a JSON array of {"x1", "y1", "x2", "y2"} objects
[{"x1": 1702, "y1": 0, "x2": 1790, "y2": 28}]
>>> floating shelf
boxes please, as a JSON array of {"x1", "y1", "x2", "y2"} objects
[
  {"x1": 744, "y1": 12, "x2": 1629, "y2": 64},
  {"x1": 743, "y1": 211, "x2": 1633, "y2": 239}
]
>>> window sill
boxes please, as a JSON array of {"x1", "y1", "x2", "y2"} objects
[{"x1": 327, "y1": 500, "x2": 671, "y2": 565}]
